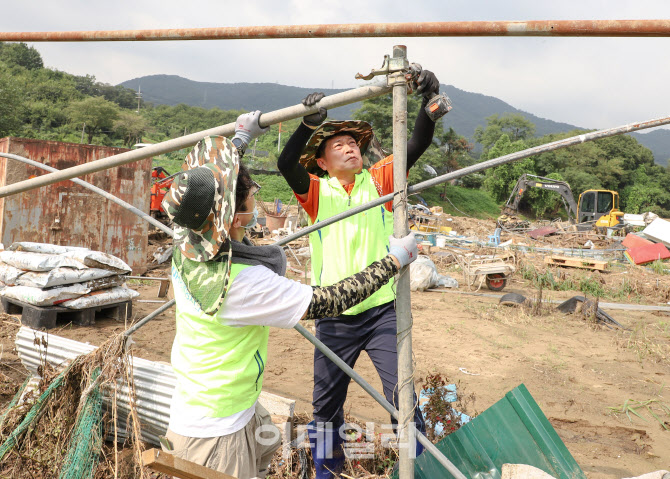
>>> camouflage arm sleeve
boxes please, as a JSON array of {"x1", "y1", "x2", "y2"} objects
[{"x1": 304, "y1": 256, "x2": 399, "y2": 320}]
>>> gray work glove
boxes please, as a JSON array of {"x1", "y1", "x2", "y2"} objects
[
  {"x1": 233, "y1": 110, "x2": 270, "y2": 146},
  {"x1": 416, "y1": 69, "x2": 440, "y2": 98},
  {"x1": 302, "y1": 92, "x2": 327, "y2": 127},
  {"x1": 388, "y1": 233, "x2": 418, "y2": 268}
]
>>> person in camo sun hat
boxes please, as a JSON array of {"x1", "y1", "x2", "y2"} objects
[
  {"x1": 162, "y1": 135, "x2": 239, "y2": 263},
  {"x1": 159, "y1": 110, "x2": 421, "y2": 479},
  {"x1": 298, "y1": 120, "x2": 389, "y2": 176}
]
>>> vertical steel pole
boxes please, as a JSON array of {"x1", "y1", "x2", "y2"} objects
[{"x1": 391, "y1": 44, "x2": 414, "y2": 479}]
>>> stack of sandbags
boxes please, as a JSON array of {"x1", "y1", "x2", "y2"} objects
[{"x1": 0, "y1": 242, "x2": 139, "y2": 309}]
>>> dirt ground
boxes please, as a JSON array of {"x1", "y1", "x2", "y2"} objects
[{"x1": 2, "y1": 218, "x2": 670, "y2": 478}]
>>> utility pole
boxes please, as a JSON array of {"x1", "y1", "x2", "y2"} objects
[
  {"x1": 136, "y1": 85, "x2": 142, "y2": 113},
  {"x1": 80, "y1": 123, "x2": 86, "y2": 144},
  {"x1": 390, "y1": 45, "x2": 415, "y2": 479}
]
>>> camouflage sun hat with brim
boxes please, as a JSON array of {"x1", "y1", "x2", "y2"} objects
[
  {"x1": 162, "y1": 136, "x2": 239, "y2": 263},
  {"x1": 299, "y1": 120, "x2": 390, "y2": 176},
  {"x1": 162, "y1": 136, "x2": 240, "y2": 315}
]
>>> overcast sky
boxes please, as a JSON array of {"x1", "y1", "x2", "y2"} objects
[{"x1": 3, "y1": 1, "x2": 670, "y2": 132}]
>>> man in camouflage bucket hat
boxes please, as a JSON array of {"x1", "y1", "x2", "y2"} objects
[
  {"x1": 161, "y1": 111, "x2": 422, "y2": 479},
  {"x1": 297, "y1": 120, "x2": 388, "y2": 176},
  {"x1": 277, "y1": 69, "x2": 442, "y2": 478}
]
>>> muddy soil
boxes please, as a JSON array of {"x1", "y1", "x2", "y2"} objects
[{"x1": 2, "y1": 218, "x2": 669, "y2": 478}]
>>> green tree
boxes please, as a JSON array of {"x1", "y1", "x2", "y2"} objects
[
  {"x1": 530, "y1": 130, "x2": 658, "y2": 211},
  {"x1": 621, "y1": 165, "x2": 670, "y2": 216},
  {"x1": 114, "y1": 111, "x2": 150, "y2": 147},
  {"x1": 473, "y1": 113, "x2": 536, "y2": 152},
  {"x1": 353, "y1": 93, "x2": 438, "y2": 149},
  {"x1": 352, "y1": 94, "x2": 472, "y2": 188},
  {"x1": 523, "y1": 172, "x2": 570, "y2": 218},
  {"x1": 0, "y1": 61, "x2": 25, "y2": 136},
  {"x1": 0, "y1": 42, "x2": 43, "y2": 70},
  {"x1": 67, "y1": 96, "x2": 120, "y2": 144},
  {"x1": 482, "y1": 135, "x2": 533, "y2": 203}
]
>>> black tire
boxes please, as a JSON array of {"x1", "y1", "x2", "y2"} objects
[
  {"x1": 499, "y1": 292, "x2": 527, "y2": 306},
  {"x1": 486, "y1": 274, "x2": 507, "y2": 292}
]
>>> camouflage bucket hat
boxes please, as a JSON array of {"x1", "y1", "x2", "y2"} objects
[
  {"x1": 162, "y1": 136, "x2": 239, "y2": 263},
  {"x1": 299, "y1": 121, "x2": 390, "y2": 176}
]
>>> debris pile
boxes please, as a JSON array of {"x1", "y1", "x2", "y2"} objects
[
  {"x1": 0, "y1": 328, "x2": 148, "y2": 478},
  {"x1": 623, "y1": 217, "x2": 670, "y2": 266}
]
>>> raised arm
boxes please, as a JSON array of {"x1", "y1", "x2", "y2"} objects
[
  {"x1": 277, "y1": 93, "x2": 327, "y2": 199},
  {"x1": 407, "y1": 70, "x2": 441, "y2": 170},
  {"x1": 302, "y1": 233, "x2": 417, "y2": 320}
]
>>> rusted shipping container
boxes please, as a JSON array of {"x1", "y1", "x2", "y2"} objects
[{"x1": 0, "y1": 137, "x2": 152, "y2": 274}]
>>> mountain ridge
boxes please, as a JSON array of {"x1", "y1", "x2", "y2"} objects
[{"x1": 119, "y1": 74, "x2": 669, "y2": 167}]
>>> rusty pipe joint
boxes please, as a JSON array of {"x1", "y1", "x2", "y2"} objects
[{"x1": 355, "y1": 51, "x2": 410, "y2": 83}]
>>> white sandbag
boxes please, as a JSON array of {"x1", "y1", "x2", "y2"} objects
[
  {"x1": 61, "y1": 250, "x2": 131, "y2": 273},
  {"x1": 0, "y1": 251, "x2": 86, "y2": 272},
  {"x1": 16, "y1": 267, "x2": 117, "y2": 289},
  {"x1": 2, "y1": 283, "x2": 90, "y2": 306},
  {"x1": 8, "y1": 242, "x2": 90, "y2": 255},
  {"x1": 60, "y1": 286, "x2": 139, "y2": 309},
  {"x1": 409, "y1": 256, "x2": 459, "y2": 291},
  {"x1": 85, "y1": 275, "x2": 126, "y2": 292},
  {"x1": 0, "y1": 262, "x2": 25, "y2": 285}
]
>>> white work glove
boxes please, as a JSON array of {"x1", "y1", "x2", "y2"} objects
[
  {"x1": 388, "y1": 233, "x2": 418, "y2": 268},
  {"x1": 233, "y1": 110, "x2": 270, "y2": 147}
]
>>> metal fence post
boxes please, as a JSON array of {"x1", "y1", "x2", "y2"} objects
[{"x1": 390, "y1": 44, "x2": 415, "y2": 479}]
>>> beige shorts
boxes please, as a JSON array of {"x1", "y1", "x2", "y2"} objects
[{"x1": 163, "y1": 403, "x2": 282, "y2": 479}]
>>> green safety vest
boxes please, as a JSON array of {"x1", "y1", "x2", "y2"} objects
[
  {"x1": 309, "y1": 169, "x2": 395, "y2": 315},
  {"x1": 171, "y1": 262, "x2": 269, "y2": 418}
]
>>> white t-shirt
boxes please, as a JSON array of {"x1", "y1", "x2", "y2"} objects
[{"x1": 169, "y1": 264, "x2": 312, "y2": 438}]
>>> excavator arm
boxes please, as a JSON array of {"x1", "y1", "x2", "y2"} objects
[{"x1": 503, "y1": 174, "x2": 578, "y2": 222}]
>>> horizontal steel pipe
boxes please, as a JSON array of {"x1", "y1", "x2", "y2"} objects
[
  {"x1": 2, "y1": 20, "x2": 670, "y2": 42},
  {"x1": 294, "y1": 324, "x2": 466, "y2": 479},
  {"x1": 275, "y1": 114, "x2": 670, "y2": 246},
  {"x1": 0, "y1": 153, "x2": 173, "y2": 236},
  {"x1": 0, "y1": 82, "x2": 391, "y2": 199}
]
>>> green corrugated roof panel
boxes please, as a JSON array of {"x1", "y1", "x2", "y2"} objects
[{"x1": 406, "y1": 384, "x2": 586, "y2": 479}]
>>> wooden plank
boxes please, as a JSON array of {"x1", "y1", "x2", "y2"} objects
[
  {"x1": 544, "y1": 255, "x2": 608, "y2": 271},
  {"x1": 259, "y1": 390, "x2": 295, "y2": 418},
  {"x1": 142, "y1": 448, "x2": 238, "y2": 479},
  {"x1": 157, "y1": 279, "x2": 170, "y2": 298}
]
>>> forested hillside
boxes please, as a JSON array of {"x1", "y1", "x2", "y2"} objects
[
  {"x1": 120, "y1": 74, "x2": 670, "y2": 166},
  {"x1": 2, "y1": 42, "x2": 669, "y2": 217}
]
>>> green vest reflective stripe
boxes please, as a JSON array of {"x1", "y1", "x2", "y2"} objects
[
  {"x1": 171, "y1": 262, "x2": 269, "y2": 418},
  {"x1": 309, "y1": 169, "x2": 395, "y2": 315}
]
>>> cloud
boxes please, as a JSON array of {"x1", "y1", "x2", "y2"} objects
[{"x1": 2, "y1": 0, "x2": 670, "y2": 131}]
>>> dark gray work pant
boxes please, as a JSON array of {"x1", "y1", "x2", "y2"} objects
[{"x1": 312, "y1": 301, "x2": 426, "y2": 433}]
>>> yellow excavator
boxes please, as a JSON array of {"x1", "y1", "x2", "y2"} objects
[{"x1": 501, "y1": 174, "x2": 624, "y2": 230}]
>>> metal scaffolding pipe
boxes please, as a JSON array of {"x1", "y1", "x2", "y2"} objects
[
  {"x1": 294, "y1": 324, "x2": 467, "y2": 479},
  {"x1": 0, "y1": 153, "x2": 173, "y2": 236},
  {"x1": 275, "y1": 113, "x2": 670, "y2": 246},
  {"x1": 19, "y1": 96, "x2": 458, "y2": 471},
  {"x1": 390, "y1": 45, "x2": 415, "y2": 479},
  {"x1": 0, "y1": 81, "x2": 391, "y2": 199},
  {"x1": 2, "y1": 20, "x2": 670, "y2": 42}
]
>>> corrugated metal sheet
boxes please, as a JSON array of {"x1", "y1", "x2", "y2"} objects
[
  {"x1": 16, "y1": 326, "x2": 173, "y2": 445},
  {"x1": 0, "y1": 137, "x2": 151, "y2": 273},
  {"x1": 403, "y1": 384, "x2": 586, "y2": 479},
  {"x1": 15, "y1": 327, "x2": 296, "y2": 447}
]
